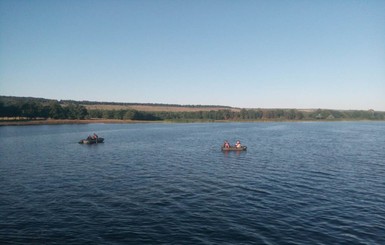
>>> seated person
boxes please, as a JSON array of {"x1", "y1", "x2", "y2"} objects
[
  {"x1": 223, "y1": 140, "x2": 230, "y2": 148},
  {"x1": 235, "y1": 140, "x2": 241, "y2": 148}
]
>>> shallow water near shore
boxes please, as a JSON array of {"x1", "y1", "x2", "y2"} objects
[{"x1": 1, "y1": 122, "x2": 385, "y2": 244}]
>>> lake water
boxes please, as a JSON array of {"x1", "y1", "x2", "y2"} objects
[{"x1": 1, "y1": 122, "x2": 384, "y2": 244}]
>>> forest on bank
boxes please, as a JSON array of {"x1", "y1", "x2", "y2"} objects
[{"x1": 1, "y1": 96, "x2": 384, "y2": 121}]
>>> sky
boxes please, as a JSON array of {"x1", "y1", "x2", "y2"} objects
[{"x1": 1, "y1": 0, "x2": 384, "y2": 110}]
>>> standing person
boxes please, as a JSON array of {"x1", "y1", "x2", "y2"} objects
[{"x1": 235, "y1": 140, "x2": 241, "y2": 148}]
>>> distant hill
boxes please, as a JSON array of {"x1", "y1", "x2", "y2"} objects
[
  {"x1": 0, "y1": 96, "x2": 57, "y2": 105},
  {"x1": 0, "y1": 96, "x2": 237, "y2": 112}
]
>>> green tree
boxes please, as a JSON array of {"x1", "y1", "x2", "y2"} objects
[
  {"x1": 66, "y1": 104, "x2": 88, "y2": 119},
  {"x1": 102, "y1": 110, "x2": 115, "y2": 119},
  {"x1": 123, "y1": 110, "x2": 137, "y2": 120},
  {"x1": 89, "y1": 109, "x2": 103, "y2": 118},
  {"x1": 48, "y1": 101, "x2": 66, "y2": 119},
  {"x1": 284, "y1": 109, "x2": 296, "y2": 120}
]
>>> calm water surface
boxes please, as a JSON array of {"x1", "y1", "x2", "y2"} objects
[{"x1": 1, "y1": 122, "x2": 384, "y2": 244}]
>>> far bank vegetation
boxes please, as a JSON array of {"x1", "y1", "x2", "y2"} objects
[{"x1": 1, "y1": 96, "x2": 384, "y2": 122}]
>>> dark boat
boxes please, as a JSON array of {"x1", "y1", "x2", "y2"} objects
[
  {"x1": 79, "y1": 137, "x2": 104, "y2": 144},
  {"x1": 221, "y1": 146, "x2": 247, "y2": 151}
]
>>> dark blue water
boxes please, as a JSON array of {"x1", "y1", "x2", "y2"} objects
[{"x1": 1, "y1": 122, "x2": 384, "y2": 244}]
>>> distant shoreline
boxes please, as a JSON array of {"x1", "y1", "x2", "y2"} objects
[
  {"x1": 1, "y1": 118, "x2": 384, "y2": 126},
  {"x1": 2, "y1": 96, "x2": 384, "y2": 122},
  {"x1": 0, "y1": 119, "x2": 158, "y2": 126}
]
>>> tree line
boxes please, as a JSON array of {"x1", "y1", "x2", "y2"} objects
[
  {"x1": 0, "y1": 100, "x2": 88, "y2": 119},
  {"x1": 148, "y1": 108, "x2": 384, "y2": 121},
  {"x1": 1, "y1": 96, "x2": 384, "y2": 121}
]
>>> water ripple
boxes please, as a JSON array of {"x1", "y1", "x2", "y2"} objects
[{"x1": 1, "y1": 122, "x2": 385, "y2": 244}]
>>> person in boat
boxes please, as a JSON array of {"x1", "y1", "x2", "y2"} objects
[
  {"x1": 87, "y1": 135, "x2": 92, "y2": 140},
  {"x1": 235, "y1": 140, "x2": 242, "y2": 148},
  {"x1": 223, "y1": 140, "x2": 230, "y2": 148},
  {"x1": 93, "y1": 133, "x2": 98, "y2": 140}
]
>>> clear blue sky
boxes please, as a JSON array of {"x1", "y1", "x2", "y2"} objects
[{"x1": 1, "y1": 0, "x2": 384, "y2": 110}]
